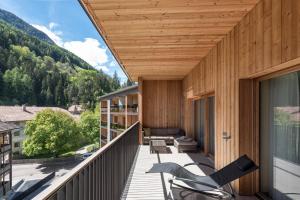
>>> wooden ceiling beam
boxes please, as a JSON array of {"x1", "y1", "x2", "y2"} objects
[
  {"x1": 105, "y1": 28, "x2": 231, "y2": 37},
  {"x1": 94, "y1": 11, "x2": 248, "y2": 21},
  {"x1": 113, "y1": 44, "x2": 216, "y2": 49},
  {"x1": 89, "y1": 0, "x2": 259, "y2": 10},
  {"x1": 129, "y1": 74, "x2": 184, "y2": 80},
  {"x1": 93, "y1": 5, "x2": 254, "y2": 15},
  {"x1": 116, "y1": 47, "x2": 211, "y2": 53},
  {"x1": 101, "y1": 18, "x2": 241, "y2": 26},
  {"x1": 119, "y1": 54, "x2": 205, "y2": 60}
]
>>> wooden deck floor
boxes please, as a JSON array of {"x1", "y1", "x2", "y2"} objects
[{"x1": 122, "y1": 145, "x2": 257, "y2": 200}]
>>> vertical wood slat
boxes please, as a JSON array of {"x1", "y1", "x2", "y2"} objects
[
  {"x1": 42, "y1": 122, "x2": 139, "y2": 200},
  {"x1": 66, "y1": 181, "x2": 73, "y2": 200},
  {"x1": 73, "y1": 175, "x2": 79, "y2": 200},
  {"x1": 181, "y1": 0, "x2": 300, "y2": 194},
  {"x1": 79, "y1": 171, "x2": 84, "y2": 200},
  {"x1": 57, "y1": 187, "x2": 66, "y2": 200}
]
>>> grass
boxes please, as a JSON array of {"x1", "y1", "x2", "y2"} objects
[
  {"x1": 59, "y1": 151, "x2": 76, "y2": 158},
  {"x1": 86, "y1": 143, "x2": 100, "y2": 152}
]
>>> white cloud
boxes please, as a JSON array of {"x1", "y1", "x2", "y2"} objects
[
  {"x1": 31, "y1": 23, "x2": 110, "y2": 72},
  {"x1": 63, "y1": 38, "x2": 108, "y2": 66},
  {"x1": 49, "y1": 22, "x2": 58, "y2": 30},
  {"x1": 31, "y1": 23, "x2": 63, "y2": 46},
  {"x1": 109, "y1": 61, "x2": 117, "y2": 67}
]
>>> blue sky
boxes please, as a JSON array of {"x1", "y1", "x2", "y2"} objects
[{"x1": 0, "y1": 0, "x2": 128, "y2": 83}]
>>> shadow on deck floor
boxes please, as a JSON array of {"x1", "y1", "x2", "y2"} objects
[{"x1": 122, "y1": 145, "x2": 257, "y2": 200}]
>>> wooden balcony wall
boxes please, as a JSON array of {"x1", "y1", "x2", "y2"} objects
[
  {"x1": 182, "y1": 0, "x2": 300, "y2": 195},
  {"x1": 142, "y1": 80, "x2": 182, "y2": 129}
]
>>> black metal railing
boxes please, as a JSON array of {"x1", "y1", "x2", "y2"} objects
[{"x1": 34, "y1": 122, "x2": 140, "y2": 200}]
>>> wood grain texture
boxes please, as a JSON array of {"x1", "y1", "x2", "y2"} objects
[
  {"x1": 182, "y1": 0, "x2": 300, "y2": 194},
  {"x1": 90, "y1": 0, "x2": 300, "y2": 195},
  {"x1": 143, "y1": 80, "x2": 182, "y2": 128},
  {"x1": 82, "y1": 0, "x2": 259, "y2": 80}
]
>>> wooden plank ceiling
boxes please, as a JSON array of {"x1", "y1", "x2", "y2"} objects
[{"x1": 81, "y1": 0, "x2": 259, "y2": 81}]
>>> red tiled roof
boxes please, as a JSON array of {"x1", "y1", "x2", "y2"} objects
[{"x1": 0, "y1": 106, "x2": 77, "y2": 122}]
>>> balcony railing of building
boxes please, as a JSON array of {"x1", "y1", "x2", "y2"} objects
[{"x1": 34, "y1": 122, "x2": 140, "y2": 200}]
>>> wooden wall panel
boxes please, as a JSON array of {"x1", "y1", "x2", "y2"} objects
[
  {"x1": 143, "y1": 80, "x2": 182, "y2": 128},
  {"x1": 182, "y1": 0, "x2": 300, "y2": 194}
]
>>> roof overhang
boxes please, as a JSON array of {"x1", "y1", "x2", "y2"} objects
[
  {"x1": 80, "y1": 0, "x2": 259, "y2": 81},
  {"x1": 99, "y1": 85, "x2": 138, "y2": 101}
]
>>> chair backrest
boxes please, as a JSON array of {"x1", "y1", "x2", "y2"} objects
[{"x1": 209, "y1": 155, "x2": 258, "y2": 187}]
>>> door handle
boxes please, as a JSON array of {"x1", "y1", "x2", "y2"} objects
[{"x1": 222, "y1": 132, "x2": 231, "y2": 140}]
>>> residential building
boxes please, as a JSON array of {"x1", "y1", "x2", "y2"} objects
[
  {"x1": 99, "y1": 85, "x2": 138, "y2": 146},
  {"x1": 0, "y1": 121, "x2": 18, "y2": 198},
  {"x1": 0, "y1": 106, "x2": 78, "y2": 156},
  {"x1": 32, "y1": 0, "x2": 300, "y2": 199}
]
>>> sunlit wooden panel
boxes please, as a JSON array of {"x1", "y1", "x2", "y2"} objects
[{"x1": 81, "y1": 0, "x2": 259, "y2": 81}]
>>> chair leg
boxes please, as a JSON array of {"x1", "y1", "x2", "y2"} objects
[{"x1": 169, "y1": 179, "x2": 173, "y2": 190}]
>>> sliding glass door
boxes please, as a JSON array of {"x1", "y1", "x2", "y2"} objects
[
  {"x1": 260, "y1": 71, "x2": 300, "y2": 199},
  {"x1": 208, "y1": 96, "x2": 215, "y2": 156},
  {"x1": 195, "y1": 99, "x2": 205, "y2": 151},
  {"x1": 194, "y1": 96, "x2": 215, "y2": 157}
]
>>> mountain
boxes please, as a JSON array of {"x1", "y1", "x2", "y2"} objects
[
  {"x1": 0, "y1": 9, "x2": 117, "y2": 108},
  {"x1": 0, "y1": 15, "x2": 92, "y2": 70},
  {"x1": 0, "y1": 8, "x2": 54, "y2": 44}
]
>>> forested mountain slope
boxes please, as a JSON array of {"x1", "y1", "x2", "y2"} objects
[
  {"x1": 0, "y1": 8, "x2": 54, "y2": 44},
  {"x1": 0, "y1": 9, "x2": 121, "y2": 108}
]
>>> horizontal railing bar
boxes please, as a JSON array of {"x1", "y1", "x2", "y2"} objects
[{"x1": 33, "y1": 121, "x2": 140, "y2": 200}]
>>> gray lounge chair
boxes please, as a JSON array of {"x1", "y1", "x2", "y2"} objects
[{"x1": 146, "y1": 155, "x2": 258, "y2": 199}]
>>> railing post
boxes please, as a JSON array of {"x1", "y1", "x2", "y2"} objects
[{"x1": 107, "y1": 99, "x2": 111, "y2": 142}]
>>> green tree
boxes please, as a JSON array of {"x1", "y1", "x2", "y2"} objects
[
  {"x1": 23, "y1": 109, "x2": 81, "y2": 157},
  {"x1": 79, "y1": 110, "x2": 100, "y2": 144},
  {"x1": 3, "y1": 67, "x2": 33, "y2": 104},
  {"x1": 67, "y1": 69, "x2": 112, "y2": 109},
  {"x1": 0, "y1": 19, "x2": 114, "y2": 107},
  {"x1": 122, "y1": 79, "x2": 134, "y2": 88},
  {"x1": 111, "y1": 70, "x2": 121, "y2": 90}
]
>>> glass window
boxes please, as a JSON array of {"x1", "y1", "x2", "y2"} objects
[
  {"x1": 13, "y1": 131, "x2": 20, "y2": 136},
  {"x1": 260, "y1": 71, "x2": 300, "y2": 199},
  {"x1": 195, "y1": 99, "x2": 205, "y2": 150},
  {"x1": 14, "y1": 142, "x2": 20, "y2": 148}
]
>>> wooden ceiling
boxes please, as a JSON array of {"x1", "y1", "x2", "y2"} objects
[{"x1": 80, "y1": 0, "x2": 259, "y2": 81}]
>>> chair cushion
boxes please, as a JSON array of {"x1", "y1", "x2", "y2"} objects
[{"x1": 144, "y1": 128, "x2": 151, "y2": 136}]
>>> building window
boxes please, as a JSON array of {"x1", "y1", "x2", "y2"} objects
[
  {"x1": 14, "y1": 131, "x2": 20, "y2": 136},
  {"x1": 14, "y1": 142, "x2": 20, "y2": 148}
]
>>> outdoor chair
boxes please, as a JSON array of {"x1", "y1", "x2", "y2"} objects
[{"x1": 146, "y1": 155, "x2": 258, "y2": 199}]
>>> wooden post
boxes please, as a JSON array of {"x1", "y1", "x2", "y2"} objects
[
  {"x1": 107, "y1": 100, "x2": 111, "y2": 142},
  {"x1": 138, "y1": 77, "x2": 143, "y2": 144},
  {"x1": 238, "y1": 79, "x2": 258, "y2": 195},
  {"x1": 125, "y1": 96, "x2": 128, "y2": 129}
]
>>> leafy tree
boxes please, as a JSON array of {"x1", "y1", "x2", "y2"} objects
[
  {"x1": 122, "y1": 79, "x2": 134, "y2": 88},
  {"x1": 3, "y1": 67, "x2": 33, "y2": 104},
  {"x1": 111, "y1": 70, "x2": 121, "y2": 90},
  {"x1": 79, "y1": 110, "x2": 100, "y2": 144},
  {"x1": 67, "y1": 69, "x2": 112, "y2": 109},
  {"x1": 23, "y1": 109, "x2": 81, "y2": 157}
]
